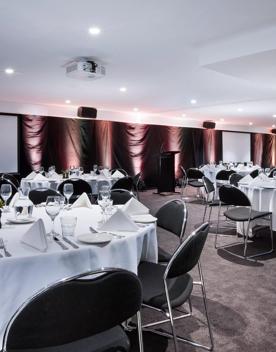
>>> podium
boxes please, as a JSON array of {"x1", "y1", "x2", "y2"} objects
[{"x1": 157, "y1": 151, "x2": 179, "y2": 194}]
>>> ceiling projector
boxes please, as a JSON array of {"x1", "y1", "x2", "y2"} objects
[{"x1": 66, "y1": 60, "x2": 106, "y2": 80}]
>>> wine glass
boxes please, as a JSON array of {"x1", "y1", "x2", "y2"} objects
[
  {"x1": 79, "y1": 166, "x2": 84, "y2": 176},
  {"x1": 265, "y1": 168, "x2": 270, "y2": 177},
  {"x1": 99, "y1": 186, "x2": 110, "y2": 200},
  {"x1": 97, "y1": 192, "x2": 109, "y2": 223},
  {"x1": 45, "y1": 196, "x2": 61, "y2": 240},
  {"x1": 258, "y1": 168, "x2": 264, "y2": 175},
  {"x1": 93, "y1": 164, "x2": 98, "y2": 175},
  {"x1": 63, "y1": 184, "x2": 74, "y2": 205},
  {"x1": 1, "y1": 184, "x2": 12, "y2": 212}
]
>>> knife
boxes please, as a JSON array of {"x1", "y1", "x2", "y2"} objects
[
  {"x1": 53, "y1": 236, "x2": 69, "y2": 250},
  {"x1": 62, "y1": 236, "x2": 79, "y2": 249}
]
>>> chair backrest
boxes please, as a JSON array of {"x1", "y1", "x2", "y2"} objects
[
  {"x1": 216, "y1": 169, "x2": 235, "y2": 181},
  {"x1": 156, "y1": 199, "x2": 188, "y2": 240},
  {"x1": 203, "y1": 176, "x2": 215, "y2": 194},
  {"x1": 132, "y1": 172, "x2": 142, "y2": 190},
  {"x1": 110, "y1": 168, "x2": 128, "y2": 176},
  {"x1": 219, "y1": 184, "x2": 251, "y2": 206},
  {"x1": 180, "y1": 166, "x2": 187, "y2": 180},
  {"x1": 58, "y1": 179, "x2": 92, "y2": 197},
  {"x1": 1, "y1": 174, "x2": 19, "y2": 188},
  {"x1": 111, "y1": 176, "x2": 134, "y2": 191},
  {"x1": 249, "y1": 169, "x2": 259, "y2": 178},
  {"x1": 229, "y1": 173, "x2": 243, "y2": 187},
  {"x1": 29, "y1": 188, "x2": 60, "y2": 205},
  {"x1": 165, "y1": 223, "x2": 209, "y2": 279},
  {"x1": 268, "y1": 167, "x2": 276, "y2": 177},
  {"x1": 110, "y1": 189, "x2": 135, "y2": 205},
  {"x1": 3, "y1": 268, "x2": 142, "y2": 351},
  {"x1": 186, "y1": 168, "x2": 204, "y2": 179}
]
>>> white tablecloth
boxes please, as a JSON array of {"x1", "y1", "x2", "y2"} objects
[
  {"x1": 0, "y1": 206, "x2": 157, "y2": 347},
  {"x1": 231, "y1": 165, "x2": 260, "y2": 176},
  {"x1": 21, "y1": 174, "x2": 118, "y2": 194},
  {"x1": 200, "y1": 165, "x2": 225, "y2": 183}
]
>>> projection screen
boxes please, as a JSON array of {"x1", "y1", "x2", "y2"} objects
[
  {"x1": 222, "y1": 131, "x2": 251, "y2": 163},
  {"x1": 0, "y1": 115, "x2": 18, "y2": 173}
]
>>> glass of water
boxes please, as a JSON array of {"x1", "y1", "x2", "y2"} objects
[
  {"x1": 63, "y1": 184, "x2": 74, "y2": 205},
  {"x1": 1, "y1": 184, "x2": 12, "y2": 212},
  {"x1": 60, "y1": 216, "x2": 77, "y2": 237}
]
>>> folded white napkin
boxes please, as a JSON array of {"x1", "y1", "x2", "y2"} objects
[
  {"x1": 48, "y1": 171, "x2": 61, "y2": 180},
  {"x1": 249, "y1": 174, "x2": 271, "y2": 187},
  {"x1": 33, "y1": 173, "x2": 48, "y2": 181},
  {"x1": 9, "y1": 192, "x2": 19, "y2": 207},
  {"x1": 21, "y1": 219, "x2": 48, "y2": 252},
  {"x1": 257, "y1": 173, "x2": 270, "y2": 181},
  {"x1": 111, "y1": 170, "x2": 125, "y2": 179},
  {"x1": 99, "y1": 209, "x2": 139, "y2": 232},
  {"x1": 26, "y1": 171, "x2": 37, "y2": 180},
  {"x1": 239, "y1": 174, "x2": 253, "y2": 184},
  {"x1": 122, "y1": 198, "x2": 149, "y2": 216},
  {"x1": 71, "y1": 192, "x2": 93, "y2": 208},
  {"x1": 102, "y1": 169, "x2": 110, "y2": 178}
]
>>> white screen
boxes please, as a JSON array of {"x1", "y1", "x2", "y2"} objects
[
  {"x1": 0, "y1": 115, "x2": 18, "y2": 173},
  {"x1": 222, "y1": 131, "x2": 251, "y2": 163}
]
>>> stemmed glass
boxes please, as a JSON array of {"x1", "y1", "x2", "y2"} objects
[
  {"x1": 45, "y1": 196, "x2": 61, "y2": 240},
  {"x1": 93, "y1": 164, "x2": 98, "y2": 175},
  {"x1": 63, "y1": 184, "x2": 74, "y2": 205},
  {"x1": 273, "y1": 171, "x2": 276, "y2": 185},
  {"x1": 97, "y1": 191, "x2": 110, "y2": 223},
  {"x1": 265, "y1": 168, "x2": 271, "y2": 177},
  {"x1": 1, "y1": 184, "x2": 12, "y2": 212}
]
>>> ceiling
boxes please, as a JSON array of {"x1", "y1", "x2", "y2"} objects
[{"x1": 1, "y1": 0, "x2": 276, "y2": 131}]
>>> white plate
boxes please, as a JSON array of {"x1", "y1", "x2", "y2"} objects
[
  {"x1": 7, "y1": 217, "x2": 36, "y2": 224},
  {"x1": 77, "y1": 232, "x2": 113, "y2": 244},
  {"x1": 131, "y1": 214, "x2": 157, "y2": 223}
]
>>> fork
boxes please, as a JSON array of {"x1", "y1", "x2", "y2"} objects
[{"x1": 0, "y1": 238, "x2": 11, "y2": 257}]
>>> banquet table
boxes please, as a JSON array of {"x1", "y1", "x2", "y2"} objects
[
  {"x1": 21, "y1": 174, "x2": 119, "y2": 194},
  {"x1": 200, "y1": 164, "x2": 225, "y2": 183},
  {"x1": 231, "y1": 165, "x2": 260, "y2": 176},
  {"x1": 0, "y1": 205, "x2": 157, "y2": 347}
]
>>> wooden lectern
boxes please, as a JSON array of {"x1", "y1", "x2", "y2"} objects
[{"x1": 157, "y1": 151, "x2": 179, "y2": 194}]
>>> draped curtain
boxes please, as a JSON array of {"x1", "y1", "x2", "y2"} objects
[{"x1": 20, "y1": 115, "x2": 276, "y2": 186}]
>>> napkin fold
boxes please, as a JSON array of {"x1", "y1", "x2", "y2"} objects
[
  {"x1": 71, "y1": 192, "x2": 93, "y2": 208},
  {"x1": 249, "y1": 174, "x2": 271, "y2": 187},
  {"x1": 102, "y1": 169, "x2": 110, "y2": 178},
  {"x1": 21, "y1": 219, "x2": 48, "y2": 252},
  {"x1": 33, "y1": 173, "x2": 48, "y2": 181},
  {"x1": 9, "y1": 192, "x2": 19, "y2": 207},
  {"x1": 26, "y1": 171, "x2": 37, "y2": 180},
  {"x1": 111, "y1": 170, "x2": 125, "y2": 179},
  {"x1": 122, "y1": 197, "x2": 149, "y2": 216},
  {"x1": 48, "y1": 171, "x2": 61, "y2": 180},
  {"x1": 239, "y1": 174, "x2": 253, "y2": 184},
  {"x1": 99, "y1": 209, "x2": 139, "y2": 232}
]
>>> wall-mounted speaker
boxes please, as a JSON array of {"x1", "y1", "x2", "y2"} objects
[
  {"x1": 77, "y1": 106, "x2": 97, "y2": 118},
  {"x1": 203, "y1": 121, "x2": 216, "y2": 129},
  {"x1": 271, "y1": 128, "x2": 276, "y2": 134}
]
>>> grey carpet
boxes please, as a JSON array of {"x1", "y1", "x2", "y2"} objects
[{"x1": 131, "y1": 187, "x2": 276, "y2": 352}]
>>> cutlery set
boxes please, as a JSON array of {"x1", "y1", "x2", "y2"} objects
[{"x1": 0, "y1": 237, "x2": 11, "y2": 257}]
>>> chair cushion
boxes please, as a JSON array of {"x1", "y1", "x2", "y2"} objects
[
  {"x1": 158, "y1": 247, "x2": 172, "y2": 263},
  {"x1": 138, "y1": 262, "x2": 193, "y2": 310},
  {"x1": 9, "y1": 326, "x2": 130, "y2": 352},
  {"x1": 188, "y1": 180, "x2": 204, "y2": 188},
  {"x1": 224, "y1": 207, "x2": 272, "y2": 222}
]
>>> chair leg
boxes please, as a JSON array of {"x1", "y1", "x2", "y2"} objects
[
  {"x1": 215, "y1": 203, "x2": 221, "y2": 248},
  {"x1": 208, "y1": 206, "x2": 213, "y2": 222},
  {"x1": 203, "y1": 204, "x2": 207, "y2": 222},
  {"x1": 243, "y1": 220, "x2": 250, "y2": 258},
  {"x1": 164, "y1": 282, "x2": 179, "y2": 352},
  {"x1": 136, "y1": 311, "x2": 144, "y2": 352}
]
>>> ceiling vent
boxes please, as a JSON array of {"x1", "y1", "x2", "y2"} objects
[{"x1": 66, "y1": 60, "x2": 105, "y2": 80}]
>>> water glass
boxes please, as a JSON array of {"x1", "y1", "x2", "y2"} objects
[
  {"x1": 60, "y1": 216, "x2": 77, "y2": 237},
  {"x1": 99, "y1": 186, "x2": 110, "y2": 200},
  {"x1": 93, "y1": 164, "x2": 98, "y2": 174},
  {"x1": 265, "y1": 168, "x2": 270, "y2": 176},
  {"x1": 45, "y1": 196, "x2": 61, "y2": 239},
  {"x1": 1, "y1": 184, "x2": 12, "y2": 212},
  {"x1": 63, "y1": 184, "x2": 74, "y2": 204}
]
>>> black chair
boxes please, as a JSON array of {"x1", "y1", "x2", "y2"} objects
[
  {"x1": 229, "y1": 173, "x2": 243, "y2": 187},
  {"x1": 215, "y1": 184, "x2": 274, "y2": 259},
  {"x1": 111, "y1": 168, "x2": 128, "y2": 176},
  {"x1": 110, "y1": 189, "x2": 135, "y2": 205},
  {"x1": 111, "y1": 176, "x2": 134, "y2": 192},
  {"x1": 2, "y1": 268, "x2": 143, "y2": 352},
  {"x1": 132, "y1": 172, "x2": 142, "y2": 200},
  {"x1": 1, "y1": 174, "x2": 19, "y2": 188},
  {"x1": 215, "y1": 170, "x2": 235, "y2": 186},
  {"x1": 249, "y1": 169, "x2": 259, "y2": 178},
  {"x1": 180, "y1": 166, "x2": 189, "y2": 199},
  {"x1": 0, "y1": 179, "x2": 18, "y2": 205},
  {"x1": 202, "y1": 176, "x2": 222, "y2": 222},
  {"x1": 58, "y1": 179, "x2": 92, "y2": 203},
  {"x1": 156, "y1": 199, "x2": 188, "y2": 263},
  {"x1": 186, "y1": 168, "x2": 204, "y2": 188},
  {"x1": 138, "y1": 223, "x2": 213, "y2": 352},
  {"x1": 268, "y1": 167, "x2": 276, "y2": 177},
  {"x1": 29, "y1": 188, "x2": 61, "y2": 205}
]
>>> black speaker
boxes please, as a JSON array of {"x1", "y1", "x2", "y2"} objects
[
  {"x1": 203, "y1": 121, "x2": 216, "y2": 129},
  {"x1": 77, "y1": 106, "x2": 97, "y2": 118},
  {"x1": 271, "y1": 128, "x2": 276, "y2": 134}
]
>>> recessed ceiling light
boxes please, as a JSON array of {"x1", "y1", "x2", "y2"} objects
[
  {"x1": 272, "y1": 124, "x2": 275, "y2": 128},
  {"x1": 89, "y1": 27, "x2": 101, "y2": 35},
  {"x1": 190, "y1": 99, "x2": 197, "y2": 105},
  {"x1": 119, "y1": 87, "x2": 127, "y2": 92},
  {"x1": 133, "y1": 107, "x2": 139, "y2": 112},
  {"x1": 5, "y1": 68, "x2": 14, "y2": 75},
  {"x1": 65, "y1": 99, "x2": 71, "y2": 104},
  {"x1": 220, "y1": 118, "x2": 224, "y2": 122},
  {"x1": 182, "y1": 114, "x2": 186, "y2": 117},
  {"x1": 249, "y1": 122, "x2": 253, "y2": 126},
  {"x1": 273, "y1": 114, "x2": 276, "y2": 118},
  {"x1": 237, "y1": 108, "x2": 244, "y2": 112}
]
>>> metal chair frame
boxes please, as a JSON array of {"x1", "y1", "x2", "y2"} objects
[
  {"x1": 215, "y1": 186, "x2": 274, "y2": 259},
  {"x1": 2, "y1": 267, "x2": 144, "y2": 352},
  {"x1": 141, "y1": 223, "x2": 214, "y2": 352}
]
